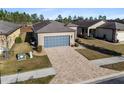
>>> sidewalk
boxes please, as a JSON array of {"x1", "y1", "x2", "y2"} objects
[
  {"x1": 1, "y1": 67, "x2": 56, "y2": 84},
  {"x1": 91, "y1": 55, "x2": 124, "y2": 66},
  {"x1": 80, "y1": 71, "x2": 124, "y2": 84}
]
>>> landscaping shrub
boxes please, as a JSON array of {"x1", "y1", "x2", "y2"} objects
[
  {"x1": 75, "y1": 43, "x2": 79, "y2": 47},
  {"x1": 37, "y1": 45, "x2": 42, "y2": 52},
  {"x1": 75, "y1": 38, "x2": 82, "y2": 44},
  {"x1": 113, "y1": 40, "x2": 119, "y2": 43},
  {"x1": 75, "y1": 38, "x2": 79, "y2": 42},
  {"x1": 15, "y1": 37, "x2": 22, "y2": 43},
  {"x1": 83, "y1": 36, "x2": 94, "y2": 40},
  {"x1": 9, "y1": 50, "x2": 14, "y2": 56},
  {"x1": 71, "y1": 44, "x2": 75, "y2": 47}
]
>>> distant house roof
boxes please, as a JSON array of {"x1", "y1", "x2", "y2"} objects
[
  {"x1": 20, "y1": 26, "x2": 33, "y2": 32},
  {"x1": 66, "y1": 23, "x2": 78, "y2": 27},
  {"x1": 0, "y1": 21, "x2": 21, "y2": 35},
  {"x1": 33, "y1": 21, "x2": 75, "y2": 33},
  {"x1": 98, "y1": 22, "x2": 124, "y2": 30},
  {"x1": 33, "y1": 21, "x2": 51, "y2": 32},
  {"x1": 73, "y1": 20, "x2": 101, "y2": 28}
]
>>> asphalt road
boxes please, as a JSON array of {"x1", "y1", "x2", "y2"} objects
[{"x1": 97, "y1": 76, "x2": 124, "y2": 84}]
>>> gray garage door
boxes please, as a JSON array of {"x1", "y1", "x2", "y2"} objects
[{"x1": 44, "y1": 35, "x2": 70, "y2": 48}]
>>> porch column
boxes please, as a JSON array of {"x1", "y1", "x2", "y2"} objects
[{"x1": 87, "y1": 28, "x2": 90, "y2": 36}]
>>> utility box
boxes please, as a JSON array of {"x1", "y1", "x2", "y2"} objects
[
  {"x1": 29, "y1": 51, "x2": 33, "y2": 58},
  {"x1": 16, "y1": 53, "x2": 26, "y2": 61}
]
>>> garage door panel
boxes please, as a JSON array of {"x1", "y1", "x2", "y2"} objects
[
  {"x1": 44, "y1": 35, "x2": 70, "y2": 48},
  {"x1": 117, "y1": 32, "x2": 124, "y2": 42}
]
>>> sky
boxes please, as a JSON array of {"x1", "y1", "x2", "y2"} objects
[{"x1": 2, "y1": 8, "x2": 124, "y2": 20}]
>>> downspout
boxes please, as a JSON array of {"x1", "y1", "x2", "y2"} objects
[
  {"x1": 5, "y1": 35, "x2": 8, "y2": 49},
  {"x1": 112, "y1": 29, "x2": 116, "y2": 42},
  {"x1": 114, "y1": 29, "x2": 118, "y2": 42}
]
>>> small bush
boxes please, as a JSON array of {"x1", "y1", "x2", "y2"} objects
[
  {"x1": 15, "y1": 37, "x2": 22, "y2": 43},
  {"x1": 71, "y1": 44, "x2": 75, "y2": 47},
  {"x1": 114, "y1": 40, "x2": 119, "y2": 43},
  {"x1": 37, "y1": 45, "x2": 42, "y2": 52},
  {"x1": 75, "y1": 38, "x2": 79, "y2": 42},
  {"x1": 75, "y1": 43, "x2": 79, "y2": 47},
  {"x1": 83, "y1": 36, "x2": 94, "y2": 40},
  {"x1": 9, "y1": 50, "x2": 14, "y2": 56}
]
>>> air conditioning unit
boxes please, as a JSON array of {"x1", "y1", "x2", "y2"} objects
[{"x1": 0, "y1": 47, "x2": 4, "y2": 54}]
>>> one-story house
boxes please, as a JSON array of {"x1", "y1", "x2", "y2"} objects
[
  {"x1": 0, "y1": 21, "x2": 21, "y2": 54},
  {"x1": 73, "y1": 20, "x2": 105, "y2": 37},
  {"x1": 20, "y1": 25, "x2": 33, "y2": 43},
  {"x1": 96, "y1": 21, "x2": 124, "y2": 42},
  {"x1": 74, "y1": 20, "x2": 124, "y2": 42},
  {"x1": 32, "y1": 21, "x2": 75, "y2": 48}
]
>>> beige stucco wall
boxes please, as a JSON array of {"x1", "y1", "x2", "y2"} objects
[
  {"x1": 38, "y1": 32, "x2": 75, "y2": 48},
  {"x1": 68, "y1": 27, "x2": 77, "y2": 38},
  {"x1": 7, "y1": 28, "x2": 21, "y2": 49},
  {"x1": 116, "y1": 31, "x2": 124, "y2": 42},
  {"x1": 96, "y1": 28, "x2": 113, "y2": 41}
]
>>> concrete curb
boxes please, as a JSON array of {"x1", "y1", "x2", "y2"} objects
[{"x1": 79, "y1": 71, "x2": 124, "y2": 84}]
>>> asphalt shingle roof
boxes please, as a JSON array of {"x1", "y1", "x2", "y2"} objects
[
  {"x1": 33, "y1": 21, "x2": 75, "y2": 33},
  {"x1": 66, "y1": 23, "x2": 78, "y2": 27},
  {"x1": 73, "y1": 20, "x2": 101, "y2": 28},
  {"x1": 33, "y1": 21, "x2": 51, "y2": 31},
  {"x1": 0, "y1": 21, "x2": 21, "y2": 35},
  {"x1": 98, "y1": 22, "x2": 124, "y2": 30}
]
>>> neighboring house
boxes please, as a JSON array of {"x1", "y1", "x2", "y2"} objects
[
  {"x1": 20, "y1": 26, "x2": 32, "y2": 33},
  {"x1": 32, "y1": 21, "x2": 75, "y2": 48},
  {"x1": 0, "y1": 21, "x2": 21, "y2": 54},
  {"x1": 20, "y1": 26, "x2": 33, "y2": 43},
  {"x1": 74, "y1": 20, "x2": 105, "y2": 37},
  {"x1": 96, "y1": 21, "x2": 124, "y2": 42},
  {"x1": 74, "y1": 20, "x2": 124, "y2": 42}
]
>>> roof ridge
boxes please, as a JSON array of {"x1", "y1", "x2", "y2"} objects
[{"x1": 33, "y1": 20, "x2": 51, "y2": 25}]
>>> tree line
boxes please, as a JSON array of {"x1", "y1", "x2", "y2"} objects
[
  {"x1": 0, "y1": 9, "x2": 45, "y2": 24},
  {"x1": 55, "y1": 15, "x2": 107, "y2": 23},
  {"x1": 0, "y1": 9, "x2": 123, "y2": 24}
]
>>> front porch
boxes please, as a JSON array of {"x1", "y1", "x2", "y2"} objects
[{"x1": 77, "y1": 27, "x2": 96, "y2": 38}]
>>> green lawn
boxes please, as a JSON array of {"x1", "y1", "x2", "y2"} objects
[
  {"x1": 101, "y1": 62, "x2": 124, "y2": 71},
  {"x1": 79, "y1": 38, "x2": 124, "y2": 55},
  {"x1": 16, "y1": 75, "x2": 54, "y2": 84},
  {"x1": 76, "y1": 38, "x2": 124, "y2": 60},
  {"x1": 0, "y1": 35, "x2": 52, "y2": 76},
  {"x1": 10, "y1": 42, "x2": 32, "y2": 55},
  {"x1": 76, "y1": 49, "x2": 111, "y2": 60},
  {"x1": 1, "y1": 55, "x2": 52, "y2": 76}
]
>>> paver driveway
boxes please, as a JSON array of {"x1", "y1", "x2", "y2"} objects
[{"x1": 45, "y1": 47, "x2": 118, "y2": 84}]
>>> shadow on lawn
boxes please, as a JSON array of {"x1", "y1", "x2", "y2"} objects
[{"x1": 80, "y1": 43, "x2": 122, "y2": 56}]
